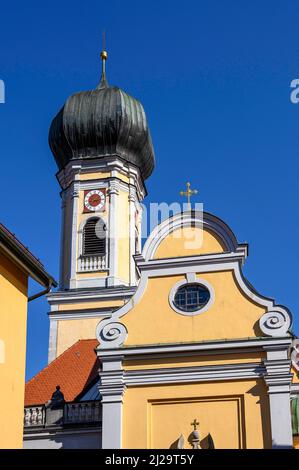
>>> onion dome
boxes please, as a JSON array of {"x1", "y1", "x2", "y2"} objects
[{"x1": 49, "y1": 50, "x2": 155, "y2": 180}]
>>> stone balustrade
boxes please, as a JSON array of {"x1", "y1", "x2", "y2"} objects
[
  {"x1": 24, "y1": 401, "x2": 101, "y2": 428},
  {"x1": 78, "y1": 255, "x2": 106, "y2": 272},
  {"x1": 24, "y1": 406, "x2": 45, "y2": 427}
]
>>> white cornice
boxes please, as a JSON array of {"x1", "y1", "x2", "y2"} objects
[
  {"x1": 135, "y1": 251, "x2": 246, "y2": 272},
  {"x1": 96, "y1": 337, "x2": 293, "y2": 360},
  {"x1": 47, "y1": 286, "x2": 136, "y2": 302},
  {"x1": 124, "y1": 362, "x2": 266, "y2": 386},
  {"x1": 56, "y1": 156, "x2": 147, "y2": 201}
]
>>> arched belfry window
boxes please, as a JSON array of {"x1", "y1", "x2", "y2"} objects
[{"x1": 83, "y1": 218, "x2": 106, "y2": 257}]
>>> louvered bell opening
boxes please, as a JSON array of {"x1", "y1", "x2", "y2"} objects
[{"x1": 83, "y1": 218, "x2": 106, "y2": 256}]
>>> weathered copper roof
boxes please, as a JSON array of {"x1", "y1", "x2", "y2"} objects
[{"x1": 49, "y1": 83, "x2": 155, "y2": 180}]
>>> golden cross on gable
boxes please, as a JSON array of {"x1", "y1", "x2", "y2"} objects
[
  {"x1": 191, "y1": 418, "x2": 199, "y2": 431},
  {"x1": 180, "y1": 182, "x2": 198, "y2": 210}
]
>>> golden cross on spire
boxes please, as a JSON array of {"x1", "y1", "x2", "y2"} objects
[
  {"x1": 191, "y1": 418, "x2": 199, "y2": 431},
  {"x1": 180, "y1": 182, "x2": 198, "y2": 210}
]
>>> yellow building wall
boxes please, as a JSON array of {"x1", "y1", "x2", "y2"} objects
[
  {"x1": 123, "y1": 352, "x2": 266, "y2": 371},
  {"x1": 122, "y1": 270, "x2": 266, "y2": 346},
  {"x1": 79, "y1": 172, "x2": 111, "y2": 181},
  {"x1": 75, "y1": 170, "x2": 131, "y2": 285},
  {"x1": 154, "y1": 227, "x2": 225, "y2": 259},
  {"x1": 0, "y1": 253, "x2": 28, "y2": 449},
  {"x1": 292, "y1": 366, "x2": 299, "y2": 383},
  {"x1": 122, "y1": 379, "x2": 271, "y2": 449},
  {"x1": 56, "y1": 318, "x2": 101, "y2": 356},
  {"x1": 57, "y1": 300, "x2": 124, "y2": 311}
]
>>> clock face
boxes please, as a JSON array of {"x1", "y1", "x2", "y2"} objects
[{"x1": 84, "y1": 189, "x2": 105, "y2": 212}]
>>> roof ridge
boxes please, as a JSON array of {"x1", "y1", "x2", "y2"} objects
[{"x1": 26, "y1": 339, "x2": 97, "y2": 386}]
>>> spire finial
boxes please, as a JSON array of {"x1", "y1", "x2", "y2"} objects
[{"x1": 98, "y1": 30, "x2": 108, "y2": 89}]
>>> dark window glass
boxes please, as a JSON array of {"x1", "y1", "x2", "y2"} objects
[
  {"x1": 174, "y1": 283, "x2": 210, "y2": 312},
  {"x1": 83, "y1": 218, "x2": 106, "y2": 256}
]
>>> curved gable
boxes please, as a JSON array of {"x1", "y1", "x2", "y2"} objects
[
  {"x1": 143, "y1": 211, "x2": 242, "y2": 261},
  {"x1": 96, "y1": 211, "x2": 292, "y2": 348}
]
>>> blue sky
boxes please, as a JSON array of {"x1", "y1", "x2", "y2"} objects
[{"x1": 0, "y1": 1, "x2": 299, "y2": 380}]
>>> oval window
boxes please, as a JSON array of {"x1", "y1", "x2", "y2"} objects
[{"x1": 173, "y1": 283, "x2": 210, "y2": 313}]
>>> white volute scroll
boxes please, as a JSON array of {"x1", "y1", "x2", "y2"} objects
[
  {"x1": 96, "y1": 318, "x2": 128, "y2": 348},
  {"x1": 259, "y1": 310, "x2": 292, "y2": 337}
]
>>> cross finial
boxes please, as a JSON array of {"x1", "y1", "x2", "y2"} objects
[
  {"x1": 99, "y1": 30, "x2": 108, "y2": 89},
  {"x1": 191, "y1": 418, "x2": 199, "y2": 431},
  {"x1": 180, "y1": 182, "x2": 198, "y2": 210}
]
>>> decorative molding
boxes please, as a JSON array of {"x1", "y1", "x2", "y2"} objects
[
  {"x1": 48, "y1": 310, "x2": 112, "y2": 321},
  {"x1": 48, "y1": 319, "x2": 58, "y2": 363},
  {"x1": 69, "y1": 181, "x2": 80, "y2": 289},
  {"x1": 96, "y1": 319, "x2": 128, "y2": 349},
  {"x1": 97, "y1": 337, "x2": 293, "y2": 359},
  {"x1": 95, "y1": 211, "x2": 291, "y2": 349},
  {"x1": 99, "y1": 355, "x2": 125, "y2": 449},
  {"x1": 135, "y1": 252, "x2": 246, "y2": 272},
  {"x1": 168, "y1": 276, "x2": 215, "y2": 316},
  {"x1": 259, "y1": 311, "x2": 292, "y2": 338},
  {"x1": 291, "y1": 384, "x2": 299, "y2": 397},
  {"x1": 47, "y1": 285, "x2": 136, "y2": 309},
  {"x1": 124, "y1": 362, "x2": 265, "y2": 386},
  {"x1": 56, "y1": 156, "x2": 147, "y2": 201}
]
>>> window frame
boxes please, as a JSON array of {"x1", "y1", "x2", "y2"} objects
[
  {"x1": 82, "y1": 217, "x2": 106, "y2": 257},
  {"x1": 77, "y1": 216, "x2": 108, "y2": 273},
  {"x1": 169, "y1": 278, "x2": 214, "y2": 316}
]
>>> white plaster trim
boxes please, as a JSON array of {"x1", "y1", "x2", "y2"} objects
[
  {"x1": 69, "y1": 181, "x2": 80, "y2": 289},
  {"x1": 49, "y1": 311, "x2": 112, "y2": 321},
  {"x1": 107, "y1": 180, "x2": 118, "y2": 287},
  {"x1": 47, "y1": 286, "x2": 136, "y2": 305},
  {"x1": 99, "y1": 356, "x2": 125, "y2": 449},
  {"x1": 96, "y1": 320, "x2": 128, "y2": 348},
  {"x1": 48, "y1": 319, "x2": 58, "y2": 363},
  {"x1": 56, "y1": 156, "x2": 146, "y2": 201},
  {"x1": 59, "y1": 191, "x2": 67, "y2": 289},
  {"x1": 23, "y1": 427, "x2": 102, "y2": 439},
  {"x1": 142, "y1": 211, "x2": 242, "y2": 261},
  {"x1": 97, "y1": 337, "x2": 292, "y2": 359},
  {"x1": 124, "y1": 362, "x2": 265, "y2": 386},
  {"x1": 135, "y1": 252, "x2": 245, "y2": 271},
  {"x1": 96, "y1": 256, "x2": 292, "y2": 347},
  {"x1": 168, "y1": 276, "x2": 215, "y2": 316}
]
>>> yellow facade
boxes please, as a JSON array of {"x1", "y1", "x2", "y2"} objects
[
  {"x1": 52, "y1": 164, "x2": 140, "y2": 358},
  {"x1": 122, "y1": 270, "x2": 266, "y2": 346},
  {"x1": 0, "y1": 253, "x2": 28, "y2": 449},
  {"x1": 123, "y1": 380, "x2": 271, "y2": 449},
  {"x1": 154, "y1": 226, "x2": 225, "y2": 258},
  {"x1": 95, "y1": 214, "x2": 298, "y2": 449},
  {"x1": 50, "y1": 154, "x2": 298, "y2": 449}
]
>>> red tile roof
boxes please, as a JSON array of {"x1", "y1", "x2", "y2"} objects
[{"x1": 25, "y1": 339, "x2": 99, "y2": 406}]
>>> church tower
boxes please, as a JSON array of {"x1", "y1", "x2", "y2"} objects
[{"x1": 46, "y1": 50, "x2": 155, "y2": 362}]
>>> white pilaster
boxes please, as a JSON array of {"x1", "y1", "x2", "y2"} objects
[
  {"x1": 107, "y1": 179, "x2": 119, "y2": 287},
  {"x1": 59, "y1": 191, "x2": 67, "y2": 289},
  {"x1": 128, "y1": 185, "x2": 137, "y2": 286},
  {"x1": 69, "y1": 181, "x2": 80, "y2": 289},
  {"x1": 263, "y1": 346, "x2": 293, "y2": 448},
  {"x1": 98, "y1": 355, "x2": 125, "y2": 449},
  {"x1": 48, "y1": 318, "x2": 58, "y2": 363}
]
